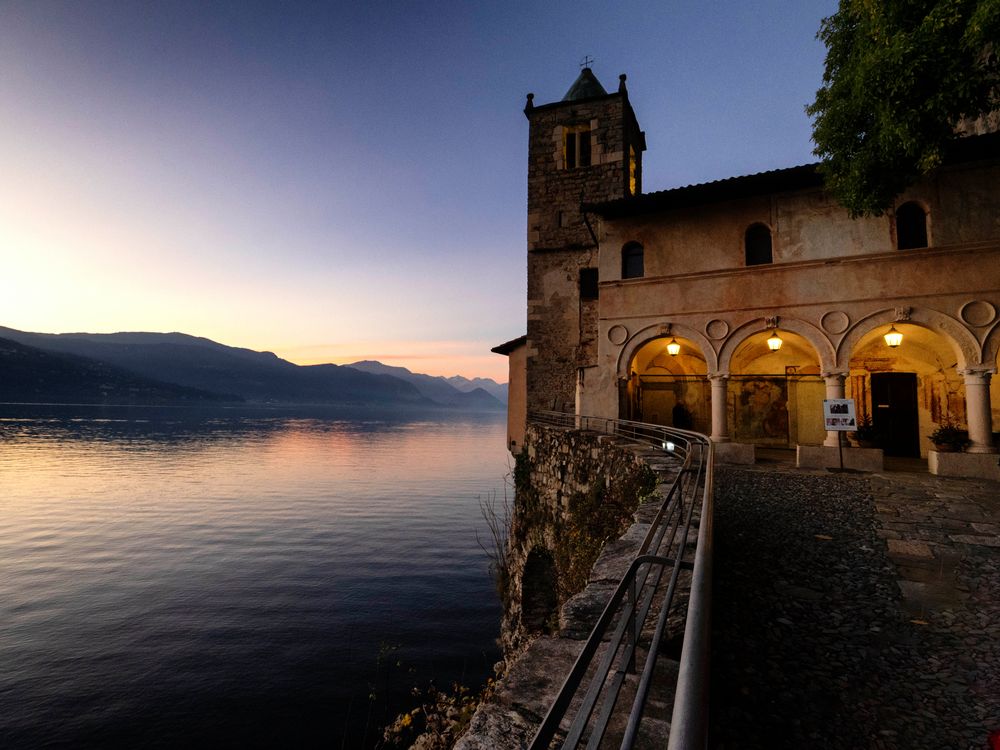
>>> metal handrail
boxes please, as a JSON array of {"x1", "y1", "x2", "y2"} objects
[{"x1": 526, "y1": 411, "x2": 714, "y2": 750}]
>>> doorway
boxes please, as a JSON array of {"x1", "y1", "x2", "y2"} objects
[{"x1": 871, "y1": 372, "x2": 920, "y2": 457}]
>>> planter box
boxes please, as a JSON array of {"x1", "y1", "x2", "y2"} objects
[
  {"x1": 796, "y1": 444, "x2": 884, "y2": 472},
  {"x1": 928, "y1": 450, "x2": 1000, "y2": 481}
]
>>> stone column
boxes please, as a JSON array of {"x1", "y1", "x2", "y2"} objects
[
  {"x1": 959, "y1": 368, "x2": 997, "y2": 453},
  {"x1": 821, "y1": 371, "x2": 848, "y2": 447},
  {"x1": 709, "y1": 374, "x2": 730, "y2": 443}
]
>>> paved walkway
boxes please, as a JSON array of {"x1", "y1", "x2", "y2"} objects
[
  {"x1": 870, "y1": 471, "x2": 999, "y2": 617},
  {"x1": 710, "y1": 461, "x2": 999, "y2": 750}
]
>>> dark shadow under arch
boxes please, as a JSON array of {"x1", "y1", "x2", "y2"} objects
[{"x1": 521, "y1": 547, "x2": 558, "y2": 633}]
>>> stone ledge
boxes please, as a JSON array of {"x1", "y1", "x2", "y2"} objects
[
  {"x1": 713, "y1": 441, "x2": 755, "y2": 464},
  {"x1": 796, "y1": 444, "x2": 883, "y2": 472},
  {"x1": 928, "y1": 450, "x2": 1000, "y2": 481},
  {"x1": 453, "y1": 703, "x2": 538, "y2": 750}
]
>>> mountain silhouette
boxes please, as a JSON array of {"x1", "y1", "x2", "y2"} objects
[
  {"x1": 0, "y1": 327, "x2": 426, "y2": 406},
  {"x1": 0, "y1": 336, "x2": 239, "y2": 405},
  {"x1": 345, "y1": 360, "x2": 504, "y2": 409},
  {"x1": 0, "y1": 327, "x2": 506, "y2": 410},
  {"x1": 445, "y1": 374, "x2": 508, "y2": 403}
]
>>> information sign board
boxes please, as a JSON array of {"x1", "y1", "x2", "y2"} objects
[{"x1": 823, "y1": 399, "x2": 857, "y2": 431}]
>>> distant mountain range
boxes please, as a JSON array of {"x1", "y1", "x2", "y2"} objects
[
  {"x1": 0, "y1": 327, "x2": 507, "y2": 410},
  {"x1": 347, "y1": 360, "x2": 507, "y2": 409},
  {"x1": 0, "y1": 336, "x2": 237, "y2": 405}
]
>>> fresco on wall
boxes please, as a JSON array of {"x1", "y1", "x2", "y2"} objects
[
  {"x1": 732, "y1": 377, "x2": 789, "y2": 445},
  {"x1": 637, "y1": 376, "x2": 710, "y2": 433}
]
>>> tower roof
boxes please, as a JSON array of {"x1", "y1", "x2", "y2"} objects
[{"x1": 563, "y1": 68, "x2": 608, "y2": 101}]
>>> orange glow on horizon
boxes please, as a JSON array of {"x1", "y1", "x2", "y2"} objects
[{"x1": 274, "y1": 339, "x2": 510, "y2": 383}]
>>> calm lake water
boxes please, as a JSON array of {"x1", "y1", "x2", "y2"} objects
[{"x1": 0, "y1": 404, "x2": 508, "y2": 748}]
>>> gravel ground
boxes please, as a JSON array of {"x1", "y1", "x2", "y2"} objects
[{"x1": 709, "y1": 467, "x2": 1000, "y2": 750}]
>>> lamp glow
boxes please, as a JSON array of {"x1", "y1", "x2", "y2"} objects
[
  {"x1": 766, "y1": 330, "x2": 783, "y2": 351},
  {"x1": 662, "y1": 440, "x2": 676, "y2": 452},
  {"x1": 666, "y1": 337, "x2": 681, "y2": 356},
  {"x1": 884, "y1": 325, "x2": 903, "y2": 348}
]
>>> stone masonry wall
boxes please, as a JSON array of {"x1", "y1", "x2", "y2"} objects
[
  {"x1": 500, "y1": 422, "x2": 657, "y2": 660},
  {"x1": 526, "y1": 97, "x2": 627, "y2": 253},
  {"x1": 526, "y1": 248, "x2": 596, "y2": 412},
  {"x1": 525, "y1": 93, "x2": 638, "y2": 413}
]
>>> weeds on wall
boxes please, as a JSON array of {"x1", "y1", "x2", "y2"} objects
[
  {"x1": 554, "y1": 464, "x2": 657, "y2": 599},
  {"x1": 476, "y1": 482, "x2": 512, "y2": 600}
]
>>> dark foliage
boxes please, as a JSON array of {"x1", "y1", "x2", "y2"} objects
[{"x1": 807, "y1": 0, "x2": 1000, "y2": 216}]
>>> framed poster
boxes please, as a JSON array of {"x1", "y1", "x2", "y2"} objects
[{"x1": 823, "y1": 399, "x2": 857, "y2": 431}]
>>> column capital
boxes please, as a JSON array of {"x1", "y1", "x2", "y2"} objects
[
  {"x1": 958, "y1": 367, "x2": 996, "y2": 384},
  {"x1": 820, "y1": 371, "x2": 849, "y2": 383},
  {"x1": 708, "y1": 372, "x2": 730, "y2": 383}
]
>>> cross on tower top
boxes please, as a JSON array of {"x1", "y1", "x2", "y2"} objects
[{"x1": 580, "y1": 55, "x2": 594, "y2": 69}]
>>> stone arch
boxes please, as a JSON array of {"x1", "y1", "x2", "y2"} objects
[
  {"x1": 981, "y1": 318, "x2": 1000, "y2": 370},
  {"x1": 616, "y1": 322, "x2": 718, "y2": 379},
  {"x1": 617, "y1": 323, "x2": 716, "y2": 429},
  {"x1": 835, "y1": 308, "x2": 978, "y2": 371},
  {"x1": 521, "y1": 547, "x2": 558, "y2": 634},
  {"x1": 717, "y1": 316, "x2": 834, "y2": 374}
]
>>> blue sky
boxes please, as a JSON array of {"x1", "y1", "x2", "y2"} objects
[{"x1": 0, "y1": 0, "x2": 838, "y2": 380}]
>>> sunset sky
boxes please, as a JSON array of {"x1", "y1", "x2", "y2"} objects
[{"x1": 0, "y1": 1, "x2": 836, "y2": 382}]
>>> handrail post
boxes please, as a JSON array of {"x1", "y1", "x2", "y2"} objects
[{"x1": 626, "y1": 572, "x2": 638, "y2": 674}]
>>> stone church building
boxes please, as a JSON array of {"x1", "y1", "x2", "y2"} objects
[{"x1": 496, "y1": 67, "x2": 1000, "y2": 479}]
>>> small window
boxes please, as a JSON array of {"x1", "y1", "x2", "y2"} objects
[
  {"x1": 579, "y1": 268, "x2": 598, "y2": 300},
  {"x1": 628, "y1": 146, "x2": 637, "y2": 196},
  {"x1": 896, "y1": 202, "x2": 928, "y2": 249},
  {"x1": 745, "y1": 223, "x2": 773, "y2": 266},
  {"x1": 621, "y1": 242, "x2": 644, "y2": 279},
  {"x1": 565, "y1": 125, "x2": 591, "y2": 169}
]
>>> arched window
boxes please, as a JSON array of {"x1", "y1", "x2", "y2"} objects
[
  {"x1": 896, "y1": 202, "x2": 928, "y2": 249},
  {"x1": 745, "y1": 223, "x2": 773, "y2": 266},
  {"x1": 621, "y1": 242, "x2": 644, "y2": 279}
]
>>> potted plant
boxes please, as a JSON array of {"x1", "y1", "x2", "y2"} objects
[
  {"x1": 851, "y1": 415, "x2": 879, "y2": 448},
  {"x1": 929, "y1": 420, "x2": 970, "y2": 452}
]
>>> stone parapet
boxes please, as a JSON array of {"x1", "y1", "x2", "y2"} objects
[
  {"x1": 928, "y1": 450, "x2": 1000, "y2": 481},
  {"x1": 796, "y1": 444, "x2": 884, "y2": 472},
  {"x1": 713, "y1": 441, "x2": 755, "y2": 465}
]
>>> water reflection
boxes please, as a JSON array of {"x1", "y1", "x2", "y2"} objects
[{"x1": 0, "y1": 404, "x2": 507, "y2": 748}]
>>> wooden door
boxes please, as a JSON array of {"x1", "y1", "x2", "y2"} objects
[{"x1": 870, "y1": 372, "x2": 920, "y2": 457}]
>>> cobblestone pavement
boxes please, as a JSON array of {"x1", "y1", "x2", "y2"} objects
[{"x1": 709, "y1": 465, "x2": 999, "y2": 750}]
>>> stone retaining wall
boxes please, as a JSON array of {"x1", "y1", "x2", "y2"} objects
[
  {"x1": 457, "y1": 425, "x2": 681, "y2": 749},
  {"x1": 501, "y1": 423, "x2": 657, "y2": 658}
]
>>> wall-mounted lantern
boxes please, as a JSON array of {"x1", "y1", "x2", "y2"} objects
[
  {"x1": 883, "y1": 325, "x2": 903, "y2": 348},
  {"x1": 666, "y1": 337, "x2": 681, "y2": 356},
  {"x1": 766, "y1": 330, "x2": 783, "y2": 351}
]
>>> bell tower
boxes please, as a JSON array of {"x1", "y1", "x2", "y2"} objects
[{"x1": 523, "y1": 66, "x2": 646, "y2": 412}]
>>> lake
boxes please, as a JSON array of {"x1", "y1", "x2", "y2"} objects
[{"x1": 0, "y1": 404, "x2": 508, "y2": 748}]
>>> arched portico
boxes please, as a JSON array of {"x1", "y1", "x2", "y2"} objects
[
  {"x1": 719, "y1": 321, "x2": 827, "y2": 449},
  {"x1": 618, "y1": 325, "x2": 713, "y2": 431},
  {"x1": 844, "y1": 316, "x2": 986, "y2": 456},
  {"x1": 617, "y1": 323, "x2": 718, "y2": 377},
  {"x1": 984, "y1": 320, "x2": 1000, "y2": 453},
  {"x1": 836, "y1": 308, "x2": 977, "y2": 372},
  {"x1": 718, "y1": 317, "x2": 835, "y2": 374}
]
